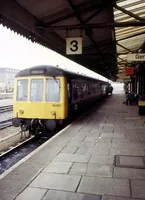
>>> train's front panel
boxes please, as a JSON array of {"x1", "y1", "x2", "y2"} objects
[{"x1": 13, "y1": 76, "x2": 68, "y2": 120}]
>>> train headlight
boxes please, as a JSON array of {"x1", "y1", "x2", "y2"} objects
[
  {"x1": 51, "y1": 110, "x2": 56, "y2": 115},
  {"x1": 19, "y1": 109, "x2": 24, "y2": 114}
]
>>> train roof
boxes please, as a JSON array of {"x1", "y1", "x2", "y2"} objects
[{"x1": 16, "y1": 65, "x2": 108, "y2": 83}]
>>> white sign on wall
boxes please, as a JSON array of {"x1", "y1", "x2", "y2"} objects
[
  {"x1": 127, "y1": 53, "x2": 145, "y2": 61},
  {"x1": 66, "y1": 37, "x2": 82, "y2": 55}
]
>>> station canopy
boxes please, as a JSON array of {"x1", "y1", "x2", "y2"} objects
[
  {"x1": 114, "y1": 0, "x2": 145, "y2": 82},
  {"x1": 0, "y1": 0, "x2": 145, "y2": 81}
]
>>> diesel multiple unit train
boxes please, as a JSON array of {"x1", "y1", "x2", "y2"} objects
[{"x1": 12, "y1": 65, "x2": 113, "y2": 136}]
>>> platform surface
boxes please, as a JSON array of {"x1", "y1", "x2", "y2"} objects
[{"x1": 1, "y1": 87, "x2": 145, "y2": 200}]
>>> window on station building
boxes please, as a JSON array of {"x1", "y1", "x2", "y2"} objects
[
  {"x1": 17, "y1": 79, "x2": 28, "y2": 101},
  {"x1": 30, "y1": 79, "x2": 43, "y2": 102},
  {"x1": 46, "y1": 79, "x2": 60, "y2": 102}
]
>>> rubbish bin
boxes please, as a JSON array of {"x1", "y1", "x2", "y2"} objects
[{"x1": 138, "y1": 95, "x2": 145, "y2": 115}]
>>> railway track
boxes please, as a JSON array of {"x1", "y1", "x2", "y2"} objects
[
  {"x1": 0, "y1": 131, "x2": 55, "y2": 175},
  {"x1": 0, "y1": 136, "x2": 35, "y2": 174},
  {"x1": 0, "y1": 105, "x2": 13, "y2": 113},
  {"x1": 0, "y1": 119, "x2": 12, "y2": 130}
]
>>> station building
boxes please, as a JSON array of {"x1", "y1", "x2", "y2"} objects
[{"x1": 0, "y1": 68, "x2": 19, "y2": 92}]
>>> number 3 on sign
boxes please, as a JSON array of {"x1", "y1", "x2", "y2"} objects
[{"x1": 66, "y1": 37, "x2": 82, "y2": 55}]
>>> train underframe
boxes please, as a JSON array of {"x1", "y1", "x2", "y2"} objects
[{"x1": 12, "y1": 118, "x2": 64, "y2": 137}]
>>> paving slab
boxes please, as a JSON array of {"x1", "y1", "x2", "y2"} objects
[
  {"x1": 89, "y1": 155, "x2": 114, "y2": 165},
  {"x1": 109, "y1": 147, "x2": 145, "y2": 156},
  {"x1": 42, "y1": 190, "x2": 101, "y2": 200},
  {"x1": 69, "y1": 163, "x2": 88, "y2": 175},
  {"x1": 67, "y1": 140, "x2": 83, "y2": 147},
  {"x1": 15, "y1": 187, "x2": 47, "y2": 200},
  {"x1": 103, "y1": 123, "x2": 114, "y2": 127},
  {"x1": 44, "y1": 161, "x2": 73, "y2": 173},
  {"x1": 76, "y1": 147, "x2": 110, "y2": 155},
  {"x1": 96, "y1": 137, "x2": 112, "y2": 143},
  {"x1": 54, "y1": 153, "x2": 91, "y2": 163},
  {"x1": 95, "y1": 143, "x2": 112, "y2": 148},
  {"x1": 75, "y1": 147, "x2": 95, "y2": 155},
  {"x1": 78, "y1": 176, "x2": 130, "y2": 197},
  {"x1": 131, "y1": 180, "x2": 145, "y2": 198},
  {"x1": 86, "y1": 164, "x2": 113, "y2": 177},
  {"x1": 84, "y1": 136, "x2": 100, "y2": 142},
  {"x1": 113, "y1": 133, "x2": 126, "y2": 138},
  {"x1": 80, "y1": 141, "x2": 96, "y2": 147},
  {"x1": 72, "y1": 135, "x2": 86, "y2": 141},
  {"x1": 102, "y1": 196, "x2": 145, "y2": 200},
  {"x1": 114, "y1": 128, "x2": 125, "y2": 133},
  {"x1": 112, "y1": 144, "x2": 143, "y2": 150},
  {"x1": 100, "y1": 133, "x2": 114, "y2": 138},
  {"x1": 113, "y1": 167, "x2": 145, "y2": 179},
  {"x1": 30, "y1": 173, "x2": 81, "y2": 192},
  {"x1": 61, "y1": 146, "x2": 78, "y2": 154},
  {"x1": 112, "y1": 137, "x2": 140, "y2": 144},
  {"x1": 89, "y1": 131, "x2": 101, "y2": 136},
  {"x1": 115, "y1": 155, "x2": 145, "y2": 168}
]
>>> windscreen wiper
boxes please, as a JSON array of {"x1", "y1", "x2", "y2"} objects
[{"x1": 52, "y1": 76, "x2": 60, "y2": 88}]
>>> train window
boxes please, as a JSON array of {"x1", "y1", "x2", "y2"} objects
[
  {"x1": 72, "y1": 81, "x2": 88, "y2": 101},
  {"x1": 17, "y1": 79, "x2": 28, "y2": 101},
  {"x1": 67, "y1": 83, "x2": 70, "y2": 99},
  {"x1": 30, "y1": 79, "x2": 43, "y2": 102},
  {"x1": 72, "y1": 82, "x2": 79, "y2": 101},
  {"x1": 46, "y1": 79, "x2": 60, "y2": 102}
]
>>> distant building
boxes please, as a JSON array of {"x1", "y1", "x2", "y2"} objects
[{"x1": 0, "y1": 68, "x2": 20, "y2": 92}]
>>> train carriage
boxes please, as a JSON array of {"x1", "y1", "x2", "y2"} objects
[{"x1": 12, "y1": 65, "x2": 111, "y2": 136}]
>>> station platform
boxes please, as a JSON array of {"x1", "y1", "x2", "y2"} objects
[{"x1": 1, "y1": 89, "x2": 145, "y2": 200}]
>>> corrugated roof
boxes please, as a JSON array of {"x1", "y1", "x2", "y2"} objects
[{"x1": 114, "y1": 0, "x2": 145, "y2": 82}]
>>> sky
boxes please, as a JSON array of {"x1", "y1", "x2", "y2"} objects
[{"x1": 0, "y1": 24, "x2": 109, "y2": 81}]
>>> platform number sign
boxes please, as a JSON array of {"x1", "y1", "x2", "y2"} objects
[{"x1": 66, "y1": 37, "x2": 82, "y2": 55}]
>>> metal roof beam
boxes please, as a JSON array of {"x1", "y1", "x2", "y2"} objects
[
  {"x1": 114, "y1": 4, "x2": 145, "y2": 21},
  {"x1": 43, "y1": 13, "x2": 75, "y2": 26},
  {"x1": 84, "y1": 39, "x2": 112, "y2": 51},
  {"x1": 66, "y1": 0, "x2": 113, "y2": 79},
  {"x1": 84, "y1": 8, "x2": 104, "y2": 23},
  {"x1": 66, "y1": 0, "x2": 112, "y2": 77},
  {"x1": 118, "y1": 56, "x2": 126, "y2": 62},
  {"x1": 117, "y1": 62, "x2": 127, "y2": 64},
  {"x1": 68, "y1": 52, "x2": 119, "y2": 57},
  {"x1": 101, "y1": 42, "x2": 114, "y2": 52},
  {"x1": 115, "y1": 6, "x2": 143, "y2": 19},
  {"x1": 115, "y1": 0, "x2": 144, "y2": 15},
  {"x1": 43, "y1": 2, "x2": 108, "y2": 26},
  {"x1": 40, "y1": 21, "x2": 145, "y2": 31},
  {"x1": 117, "y1": 42, "x2": 132, "y2": 52}
]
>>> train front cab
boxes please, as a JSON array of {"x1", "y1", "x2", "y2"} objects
[{"x1": 12, "y1": 76, "x2": 68, "y2": 134}]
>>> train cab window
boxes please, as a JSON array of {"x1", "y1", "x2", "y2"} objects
[
  {"x1": 17, "y1": 79, "x2": 28, "y2": 101},
  {"x1": 30, "y1": 79, "x2": 43, "y2": 102},
  {"x1": 46, "y1": 79, "x2": 60, "y2": 102}
]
